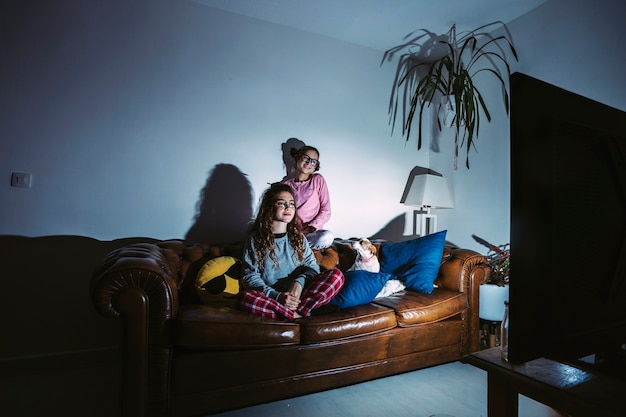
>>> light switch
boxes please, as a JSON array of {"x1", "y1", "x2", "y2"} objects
[{"x1": 11, "y1": 172, "x2": 32, "y2": 188}]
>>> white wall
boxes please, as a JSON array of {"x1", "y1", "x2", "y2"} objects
[
  {"x1": 1, "y1": 0, "x2": 429, "y2": 244},
  {"x1": 1, "y1": 0, "x2": 625, "y2": 251},
  {"x1": 439, "y1": 0, "x2": 626, "y2": 251}
]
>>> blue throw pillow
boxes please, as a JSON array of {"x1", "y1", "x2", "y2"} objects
[
  {"x1": 379, "y1": 230, "x2": 447, "y2": 294},
  {"x1": 329, "y1": 270, "x2": 392, "y2": 309}
]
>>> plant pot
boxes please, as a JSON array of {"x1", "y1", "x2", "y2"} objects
[
  {"x1": 440, "y1": 95, "x2": 456, "y2": 127},
  {"x1": 479, "y1": 283, "x2": 509, "y2": 321}
]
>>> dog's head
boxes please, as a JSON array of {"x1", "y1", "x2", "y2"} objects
[{"x1": 351, "y1": 238, "x2": 377, "y2": 259}]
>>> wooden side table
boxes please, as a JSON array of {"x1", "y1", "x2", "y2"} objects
[{"x1": 464, "y1": 348, "x2": 626, "y2": 417}]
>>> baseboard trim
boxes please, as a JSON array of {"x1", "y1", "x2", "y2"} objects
[{"x1": 0, "y1": 346, "x2": 120, "y2": 376}]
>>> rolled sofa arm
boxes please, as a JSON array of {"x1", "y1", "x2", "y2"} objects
[
  {"x1": 437, "y1": 248, "x2": 491, "y2": 291},
  {"x1": 92, "y1": 242, "x2": 181, "y2": 320},
  {"x1": 436, "y1": 248, "x2": 491, "y2": 353},
  {"x1": 91, "y1": 240, "x2": 203, "y2": 417}
]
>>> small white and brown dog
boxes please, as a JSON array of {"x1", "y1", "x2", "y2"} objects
[{"x1": 348, "y1": 238, "x2": 380, "y2": 273}]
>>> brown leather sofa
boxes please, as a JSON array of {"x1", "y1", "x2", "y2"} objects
[{"x1": 91, "y1": 238, "x2": 490, "y2": 417}]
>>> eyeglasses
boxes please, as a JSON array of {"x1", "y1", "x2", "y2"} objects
[
  {"x1": 275, "y1": 200, "x2": 296, "y2": 209},
  {"x1": 300, "y1": 154, "x2": 318, "y2": 167}
]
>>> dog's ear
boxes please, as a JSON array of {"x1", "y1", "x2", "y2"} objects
[{"x1": 360, "y1": 238, "x2": 376, "y2": 255}]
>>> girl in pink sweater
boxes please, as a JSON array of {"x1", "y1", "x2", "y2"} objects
[{"x1": 282, "y1": 145, "x2": 334, "y2": 249}]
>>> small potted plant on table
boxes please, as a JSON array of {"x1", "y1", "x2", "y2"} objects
[{"x1": 473, "y1": 235, "x2": 510, "y2": 348}]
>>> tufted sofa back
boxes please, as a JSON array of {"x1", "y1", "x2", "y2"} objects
[{"x1": 94, "y1": 238, "x2": 474, "y2": 313}]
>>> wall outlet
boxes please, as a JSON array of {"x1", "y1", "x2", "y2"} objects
[{"x1": 11, "y1": 172, "x2": 32, "y2": 188}]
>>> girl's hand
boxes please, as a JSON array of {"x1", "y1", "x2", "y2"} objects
[
  {"x1": 301, "y1": 222, "x2": 313, "y2": 234},
  {"x1": 279, "y1": 292, "x2": 301, "y2": 310},
  {"x1": 288, "y1": 281, "x2": 303, "y2": 299},
  {"x1": 279, "y1": 281, "x2": 303, "y2": 310}
]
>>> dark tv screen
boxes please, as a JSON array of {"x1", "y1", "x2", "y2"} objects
[{"x1": 509, "y1": 72, "x2": 626, "y2": 364}]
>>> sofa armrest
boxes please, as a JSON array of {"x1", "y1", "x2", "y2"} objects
[
  {"x1": 436, "y1": 248, "x2": 491, "y2": 353},
  {"x1": 437, "y1": 248, "x2": 490, "y2": 291},
  {"x1": 91, "y1": 242, "x2": 181, "y2": 319},
  {"x1": 90, "y1": 242, "x2": 184, "y2": 417},
  {"x1": 90, "y1": 239, "x2": 227, "y2": 417}
]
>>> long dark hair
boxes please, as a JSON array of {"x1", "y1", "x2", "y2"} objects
[{"x1": 249, "y1": 183, "x2": 305, "y2": 270}]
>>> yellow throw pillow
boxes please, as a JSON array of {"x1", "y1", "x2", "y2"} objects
[{"x1": 195, "y1": 256, "x2": 242, "y2": 306}]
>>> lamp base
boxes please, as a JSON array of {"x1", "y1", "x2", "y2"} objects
[
  {"x1": 412, "y1": 209, "x2": 437, "y2": 236},
  {"x1": 422, "y1": 213, "x2": 437, "y2": 235}
]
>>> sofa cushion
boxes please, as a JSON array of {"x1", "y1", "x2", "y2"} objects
[
  {"x1": 379, "y1": 230, "x2": 447, "y2": 294},
  {"x1": 298, "y1": 303, "x2": 397, "y2": 344},
  {"x1": 176, "y1": 304, "x2": 300, "y2": 349},
  {"x1": 373, "y1": 288, "x2": 468, "y2": 327}
]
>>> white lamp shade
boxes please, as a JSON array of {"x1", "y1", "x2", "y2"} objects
[{"x1": 401, "y1": 173, "x2": 454, "y2": 208}]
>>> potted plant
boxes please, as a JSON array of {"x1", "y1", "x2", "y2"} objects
[
  {"x1": 381, "y1": 22, "x2": 518, "y2": 169},
  {"x1": 472, "y1": 234, "x2": 510, "y2": 322}
]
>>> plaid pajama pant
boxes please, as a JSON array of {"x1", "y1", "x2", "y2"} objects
[{"x1": 238, "y1": 268, "x2": 345, "y2": 320}]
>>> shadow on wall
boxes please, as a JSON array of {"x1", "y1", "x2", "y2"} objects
[
  {"x1": 185, "y1": 164, "x2": 253, "y2": 244},
  {"x1": 369, "y1": 214, "x2": 407, "y2": 242},
  {"x1": 281, "y1": 137, "x2": 305, "y2": 180},
  {"x1": 369, "y1": 214, "x2": 458, "y2": 247}
]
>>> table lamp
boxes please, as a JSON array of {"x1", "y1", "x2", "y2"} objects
[{"x1": 400, "y1": 167, "x2": 454, "y2": 235}]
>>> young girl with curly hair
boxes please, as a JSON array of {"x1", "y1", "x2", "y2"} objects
[{"x1": 239, "y1": 182, "x2": 344, "y2": 320}]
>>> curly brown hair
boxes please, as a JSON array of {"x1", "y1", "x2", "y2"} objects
[{"x1": 250, "y1": 183, "x2": 305, "y2": 271}]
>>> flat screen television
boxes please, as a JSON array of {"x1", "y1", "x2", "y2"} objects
[{"x1": 509, "y1": 72, "x2": 626, "y2": 367}]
